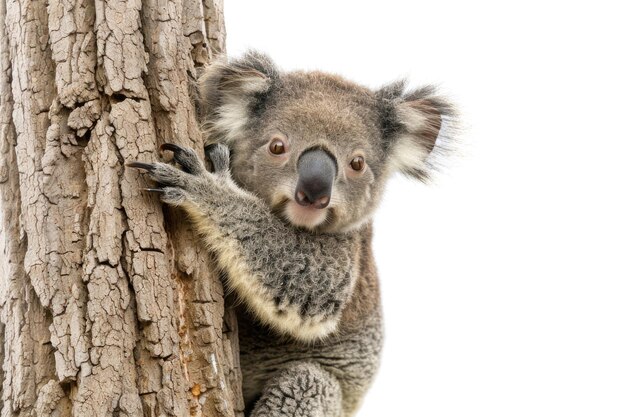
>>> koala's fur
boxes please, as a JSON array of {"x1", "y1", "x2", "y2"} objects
[{"x1": 129, "y1": 51, "x2": 454, "y2": 417}]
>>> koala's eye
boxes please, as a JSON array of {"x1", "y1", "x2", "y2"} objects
[
  {"x1": 269, "y1": 138, "x2": 286, "y2": 155},
  {"x1": 350, "y1": 156, "x2": 365, "y2": 171}
]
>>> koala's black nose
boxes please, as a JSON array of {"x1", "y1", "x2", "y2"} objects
[{"x1": 295, "y1": 148, "x2": 337, "y2": 209}]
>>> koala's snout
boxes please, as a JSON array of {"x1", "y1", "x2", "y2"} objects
[{"x1": 295, "y1": 148, "x2": 337, "y2": 209}]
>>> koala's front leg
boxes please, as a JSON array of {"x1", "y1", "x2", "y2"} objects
[{"x1": 128, "y1": 144, "x2": 358, "y2": 341}]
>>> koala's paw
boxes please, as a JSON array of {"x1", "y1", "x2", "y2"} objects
[{"x1": 127, "y1": 143, "x2": 216, "y2": 206}]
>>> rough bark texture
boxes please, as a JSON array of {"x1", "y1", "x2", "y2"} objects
[{"x1": 0, "y1": 0, "x2": 243, "y2": 415}]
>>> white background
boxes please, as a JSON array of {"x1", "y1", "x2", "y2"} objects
[{"x1": 224, "y1": 2, "x2": 626, "y2": 416}]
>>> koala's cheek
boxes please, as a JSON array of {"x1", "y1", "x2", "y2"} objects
[{"x1": 235, "y1": 155, "x2": 264, "y2": 189}]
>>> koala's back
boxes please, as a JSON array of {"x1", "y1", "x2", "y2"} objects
[{"x1": 238, "y1": 223, "x2": 383, "y2": 416}]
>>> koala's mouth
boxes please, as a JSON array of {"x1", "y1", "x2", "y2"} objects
[
  {"x1": 284, "y1": 199, "x2": 328, "y2": 229},
  {"x1": 272, "y1": 197, "x2": 330, "y2": 230}
]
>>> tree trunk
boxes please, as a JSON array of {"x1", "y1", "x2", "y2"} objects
[{"x1": 0, "y1": 0, "x2": 244, "y2": 415}]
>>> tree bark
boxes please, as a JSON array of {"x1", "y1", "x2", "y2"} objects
[{"x1": 0, "y1": 0, "x2": 243, "y2": 415}]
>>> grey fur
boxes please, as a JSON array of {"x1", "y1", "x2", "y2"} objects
[
  {"x1": 129, "y1": 51, "x2": 453, "y2": 416},
  {"x1": 249, "y1": 361, "x2": 342, "y2": 417}
]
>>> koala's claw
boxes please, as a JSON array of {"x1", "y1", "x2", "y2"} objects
[
  {"x1": 128, "y1": 144, "x2": 219, "y2": 206},
  {"x1": 142, "y1": 186, "x2": 186, "y2": 206},
  {"x1": 160, "y1": 142, "x2": 205, "y2": 175},
  {"x1": 128, "y1": 160, "x2": 193, "y2": 206},
  {"x1": 156, "y1": 187, "x2": 187, "y2": 206},
  {"x1": 142, "y1": 187, "x2": 165, "y2": 193},
  {"x1": 126, "y1": 161, "x2": 155, "y2": 172},
  {"x1": 159, "y1": 143, "x2": 184, "y2": 153},
  {"x1": 128, "y1": 160, "x2": 189, "y2": 187},
  {"x1": 204, "y1": 143, "x2": 230, "y2": 174}
]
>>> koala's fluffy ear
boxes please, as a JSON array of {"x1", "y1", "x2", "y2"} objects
[
  {"x1": 198, "y1": 51, "x2": 279, "y2": 143},
  {"x1": 377, "y1": 82, "x2": 455, "y2": 182}
]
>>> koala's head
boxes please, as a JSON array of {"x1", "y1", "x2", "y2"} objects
[{"x1": 199, "y1": 51, "x2": 454, "y2": 233}]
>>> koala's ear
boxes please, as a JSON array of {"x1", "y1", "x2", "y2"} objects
[
  {"x1": 197, "y1": 51, "x2": 279, "y2": 143},
  {"x1": 378, "y1": 82, "x2": 455, "y2": 182}
]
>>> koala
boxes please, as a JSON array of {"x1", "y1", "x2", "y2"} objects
[{"x1": 128, "y1": 51, "x2": 454, "y2": 417}]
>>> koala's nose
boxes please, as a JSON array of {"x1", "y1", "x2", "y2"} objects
[{"x1": 295, "y1": 148, "x2": 337, "y2": 209}]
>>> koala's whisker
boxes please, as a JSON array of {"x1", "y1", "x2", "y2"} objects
[
  {"x1": 269, "y1": 197, "x2": 290, "y2": 218},
  {"x1": 322, "y1": 208, "x2": 336, "y2": 228}
]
